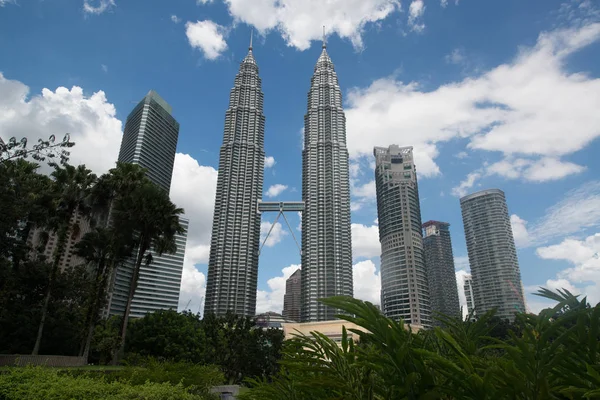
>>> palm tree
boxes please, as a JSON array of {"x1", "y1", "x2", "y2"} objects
[
  {"x1": 74, "y1": 226, "x2": 133, "y2": 362},
  {"x1": 111, "y1": 181, "x2": 184, "y2": 363},
  {"x1": 32, "y1": 164, "x2": 96, "y2": 355}
]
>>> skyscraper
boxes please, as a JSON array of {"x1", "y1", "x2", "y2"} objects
[
  {"x1": 463, "y1": 273, "x2": 475, "y2": 318},
  {"x1": 301, "y1": 39, "x2": 353, "y2": 322},
  {"x1": 204, "y1": 43, "x2": 265, "y2": 317},
  {"x1": 374, "y1": 145, "x2": 431, "y2": 327},
  {"x1": 105, "y1": 90, "x2": 188, "y2": 318},
  {"x1": 283, "y1": 268, "x2": 301, "y2": 322},
  {"x1": 117, "y1": 90, "x2": 179, "y2": 192},
  {"x1": 460, "y1": 189, "x2": 525, "y2": 321},
  {"x1": 422, "y1": 220, "x2": 460, "y2": 322}
]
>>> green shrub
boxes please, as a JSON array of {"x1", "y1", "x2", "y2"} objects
[
  {"x1": 0, "y1": 366, "x2": 207, "y2": 399},
  {"x1": 114, "y1": 358, "x2": 224, "y2": 397}
]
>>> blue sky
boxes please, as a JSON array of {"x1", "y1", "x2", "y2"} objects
[{"x1": 1, "y1": 0, "x2": 600, "y2": 315}]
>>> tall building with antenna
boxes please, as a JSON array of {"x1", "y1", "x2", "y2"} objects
[
  {"x1": 301, "y1": 30, "x2": 353, "y2": 322},
  {"x1": 204, "y1": 37, "x2": 266, "y2": 317}
]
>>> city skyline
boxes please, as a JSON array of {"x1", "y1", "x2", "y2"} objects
[{"x1": 1, "y1": 0, "x2": 599, "y2": 317}]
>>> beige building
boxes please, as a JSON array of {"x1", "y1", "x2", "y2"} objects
[
  {"x1": 282, "y1": 319, "x2": 423, "y2": 344},
  {"x1": 28, "y1": 209, "x2": 91, "y2": 271}
]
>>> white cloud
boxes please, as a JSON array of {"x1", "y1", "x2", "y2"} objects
[
  {"x1": 171, "y1": 15, "x2": 181, "y2": 24},
  {"x1": 454, "y1": 256, "x2": 470, "y2": 271},
  {"x1": 518, "y1": 181, "x2": 600, "y2": 247},
  {"x1": 260, "y1": 221, "x2": 288, "y2": 247},
  {"x1": 346, "y1": 23, "x2": 600, "y2": 187},
  {"x1": 178, "y1": 245, "x2": 209, "y2": 314},
  {"x1": 445, "y1": 48, "x2": 465, "y2": 65},
  {"x1": 83, "y1": 0, "x2": 115, "y2": 15},
  {"x1": 101, "y1": 64, "x2": 108, "y2": 73},
  {"x1": 265, "y1": 183, "x2": 288, "y2": 198},
  {"x1": 170, "y1": 153, "x2": 218, "y2": 245},
  {"x1": 297, "y1": 211, "x2": 302, "y2": 232},
  {"x1": 440, "y1": 0, "x2": 448, "y2": 7},
  {"x1": 222, "y1": 0, "x2": 401, "y2": 50},
  {"x1": 197, "y1": 0, "x2": 213, "y2": 3},
  {"x1": 185, "y1": 20, "x2": 228, "y2": 60},
  {"x1": 352, "y1": 223, "x2": 380, "y2": 259},
  {"x1": 0, "y1": 73, "x2": 122, "y2": 175},
  {"x1": 0, "y1": 0, "x2": 16, "y2": 7},
  {"x1": 353, "y1": 260, "x2": 381, "y2": 304},
  {"x1": 408, "y1": 0, "x2": 426, "y2": 33},
  {"x1": 451, "y1": 172, "x2": 482, "y2": 198},
  {"x1": 256, "y1": 265, "x2": 300, "y2": 313},
  {"x1": 536, "y1": 233, "x2": 600, "y2": 305},
  {"x1": 264, "y1": 155, "x2": 276, "y2": 168},
  {"x1": 352, "y1": 180, "x2": 376, "y2": 199},
  {"x1": 511, "y1": 214, "x2": 531, "y2": 248},
  {"x1": 455, "y1": 151, "x2": 468, "y2": 159}
]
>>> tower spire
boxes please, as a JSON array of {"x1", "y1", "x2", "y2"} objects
[
  {"x1": 249, "y1": 29, "x2": 253, "y2": 51},
  {"x1": 322, "y1": 25, "x2": 326, "y2": 49}
]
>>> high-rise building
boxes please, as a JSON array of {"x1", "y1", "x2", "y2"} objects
[
  {"x1": 301, "y1": 40, "x2": 353, "y2": 322},
  {"x1": 28, "y1": 208, "x2": 92, "y2": 271},
  {"x1": 105, "y1": 90, "x2": 187, "y2": 318},
  {"x1": 422, "y1": 220, "x2": 460, "y2": 323},
  {"x1": 283, "y1": 268, "x2": 301, "y2": 322},
  {"x1": 117, "y1": 90, "x2": 180, "y2": 192},
  {"x1": 374, "y1": 145, "x2": 431, "y2": 327},
  {"x1": 460, "y1": 189, "x2": 525, "y2": 321},
  {"x1": 105, "y1": 218, "x2": 189, "y2": 318},
  {"x1": 463, "y1": 273, "x2": 475, "y2": 318},
  {"x1": 204, "y1": 43, "x2": 265, "y2": 317}
]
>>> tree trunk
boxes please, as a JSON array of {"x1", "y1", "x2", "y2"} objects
[
  {"x1": 32, "y1": 225, "x2": 68, "y2": 355},
  {"x1": 82, "y1": 257, "x2": 110, "y2": 362},
  {"x1": 112, "y1": 239, "x2": 147, "y2": 365}
]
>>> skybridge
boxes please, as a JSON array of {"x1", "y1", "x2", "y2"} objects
[{"x1": 257, "y1": 201, "x2": 304, "y2": 256}]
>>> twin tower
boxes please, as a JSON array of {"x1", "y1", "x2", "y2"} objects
[{"x1": 204, "y1": 38, "x2": 353, "y2": 322}]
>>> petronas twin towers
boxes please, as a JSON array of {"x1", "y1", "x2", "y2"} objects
[{"x1": 204, "y1": 37, "x2": 353, "y2": 321}]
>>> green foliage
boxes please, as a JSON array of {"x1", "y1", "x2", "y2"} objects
[
  {"x1": 124, "y1": 309, "x2": 285, "y2": 385},
  {"x1": 0, "y1": 366, "x2": 208, "y2": 399},
  {"x1": 242, "y1": 290, "x2": 600, "y2": 400},
  {"x1": 126, "y1": 310, "x2": 206, "y2": 363},
  {"x1": 114, "y1": 359, "x2": 224, "y2": 397}
]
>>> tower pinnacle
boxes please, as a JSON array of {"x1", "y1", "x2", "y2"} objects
[
  {"x1": 322, "y1": 25, "x2": 326, "y2": 49},
  {"x1": 250, "y1": 29, "x2": 253, "y2": 51}
]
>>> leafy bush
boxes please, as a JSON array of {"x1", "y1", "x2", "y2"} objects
[
  {"x1": 0, "y1": 366, "x2": 207, "y2": 399},
  {"x1": 240, "y1": 288, "x2": 600, "y2": 400},
  {"x1": 115, "y1": 358, "x2": 224, "y2": 397}
]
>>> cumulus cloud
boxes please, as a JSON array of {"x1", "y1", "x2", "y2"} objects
[
  {"x1": 264, "y1": 156, "x2": 276, "y2": 169},
  {"x1": 345, "y1": 23, "x2": 600, "y2": 187},
  {"x1": 511, "y1": 214, "x2": 531, "y2": 248},
  {"x1": 185, "y1": 20, "x2": 228, "y2": 60},
  {"x1": 256, "y1": 265, "x2": 300, "y2": 313},
  {"x1": 178, "y1": 246, "x2": 209, "y2": 314},
  {"x1": 352, "y1": 223, "x2": 380, "y2": 259},
  {"x1": 260, "y1": 221, "x2": 288, "y2": 247},
  {"x1": 536, "y1": 233, "x2": 600, "y2": 305},
  {"x1": 0, "y1": 73, "x2": 122, "y2": 175},
  {"x1": 265, "y1": 184, "x2": 288, "y2": 198},
  {"x1": 408, "y1": 0, "x2": 426, "y2": 33},
  {"x1": 83, "y1": 0, "x2": 115, "y2": 15},
  {"x1": 454, "y1": 256, "x2": 470, "y2": 271},
  {"x1": 222, "y1": 0, "x2": 401, "y2": 50},
  {"x1": 171, "y1": 15, "x2": 181, "y2": 24},
  {"x1": 353, "y1": 260, "x2": 381, "y2": 304}
]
